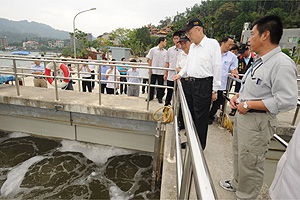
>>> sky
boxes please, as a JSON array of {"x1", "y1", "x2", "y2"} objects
[{"x1": 1, "y1": 0, "x2": 202, "y2": 37}]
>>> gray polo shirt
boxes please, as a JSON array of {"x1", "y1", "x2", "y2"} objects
[
  {"x1": 146, "y1": 46, "x2": 167, "y2": 75},
  {"x1": 239, "y1": 46, "x2": 298, "y2": 115}
]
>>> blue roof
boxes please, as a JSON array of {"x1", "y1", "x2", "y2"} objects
[{"x1": 12, "y1": 51, "x2": 31, "y2": 55}]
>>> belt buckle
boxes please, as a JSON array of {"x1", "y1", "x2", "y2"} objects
[{"x1": 190, "y1": 77, "x2": 195, "y2": 81}]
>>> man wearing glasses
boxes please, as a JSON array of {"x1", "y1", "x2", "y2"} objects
[{"x1": 173, "y1": 18, "x2": 222, "y2": 150}]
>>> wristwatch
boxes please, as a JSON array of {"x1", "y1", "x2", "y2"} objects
[
  {"x1": 212, "y1": 90, "x2": 217, "y2": 94},
  {"x1": 243, "y1": 101, "x2": 249, "y2": 109}
]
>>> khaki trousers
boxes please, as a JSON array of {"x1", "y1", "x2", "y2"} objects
[
  {"x1": 231, "y1": 112, "x2": 277, "y2": 199},
  {"x1": 33, "y1": 78, "x2": 48, "y2": 88}
]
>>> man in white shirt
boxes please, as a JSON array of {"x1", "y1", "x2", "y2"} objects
[
  {"x1": 173, "y1": 18, "x2": 222, "y2": 150},
  {"x1": 88, "y1": 56, "x2": 96, "y2": 90},
  {"x1": 146, "y1": 37, "x2": 167, "y2": 103},
  {"x1": 164, "y1": 31, "x2": 182, "y2": 106}
]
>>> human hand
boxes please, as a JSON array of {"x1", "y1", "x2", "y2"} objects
[
  {"x1": 237, "y1": 102, "x2": 249, "y2": 115},
  {"x1": 173, "y1": 74, "x2": 181, "y2": 81},
  {"x1": 212, "y1": 93, "x2": 217, "y2": 101},
  {"x1": 164, "y1": 74, "x2": 167, "y2": 81},
  {"x1": 230, "y1": 95, "x2": 239, "y2": 109}
]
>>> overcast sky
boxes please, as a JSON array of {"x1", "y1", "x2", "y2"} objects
[{"x1": 1, "y1": 0, "x2": 202, "y2": 37}]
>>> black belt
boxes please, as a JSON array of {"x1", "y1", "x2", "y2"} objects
[
  {"x1": 248, "y1": 109, "x2": 266, "y2": 113},
  {"x1": 185, "y1": 76, "x2": 213, "y2": 81},
  {"x1": 34, "y1": 77, "x2": 43, "y2": 79}
]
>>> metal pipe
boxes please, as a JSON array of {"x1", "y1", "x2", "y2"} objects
[
  {"x1": 73, "y1": 8, "x2": 96, "y2": 59},
  {"x1": 177, "y1": 80, "x2": 217, "y2": 199},
  {"x1": 146, "y1": 68, "x2": 152, "y2": 111},
  {"x1": 179, "y1": 148, "x2": 193, "y2": 199},
  {"x1": 12, "y1": 59, "x2": 20, "y2": 96},
  {"x1": 98, "y1": 67, "x2": 102, "y2": 105},
  {"x1": 291, "y1": 104, "x2": 299, "y2": 126},
  {"x1": 273, "y1": 134, "x2": 288, "y2": 148},
  {"x1": 53, "y1": 62, "x2": 59, "y2": 101}
]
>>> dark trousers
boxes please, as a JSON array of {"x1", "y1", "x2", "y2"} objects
[
  {"x1": 82, "y1": 77, "x2": 92, "y2": 92},
  {"x1": 178, "y1": 78, "x2": 187, "y2": 129},
  {"x1": 120, "y1": 76, "x2": 127, "y2": 94},
  {"x1": 106, "y1": 88, "x2": 119, "y2": 95},
  {"x1": 234, "y1": 75, "x2": 243, "y2": 93},
  {"x1": 165, "y1": 80, "x2": 174, "y2": 106},
  {"x1": 209, "y1": 90, "x2": 225, "y2": 120},
  {"x1": 142, "y1": 79, "x2": 148, "y2": 94},
  {"x1": 100, "y1": 83, "x2": 107, "y2": 94},
  {"x1": 150, "y1": 74, "x2": 164, "y2": 100},
  {"x1": 91, "y1": 70, "x2": 95, "y2": 89},
  {"x1": 185, "y1": 77, "x2": 213, "y2": 150}
]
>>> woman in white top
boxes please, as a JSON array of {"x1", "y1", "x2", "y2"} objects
[
  {"x1": 79, "y1": 63, "x2": 92, "y2": 92},
  {"x1": 105, "y1": 61, "x2": 120, "y2": 95}
]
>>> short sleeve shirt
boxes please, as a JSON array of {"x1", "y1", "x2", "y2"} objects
[{"x1": 146, "y1": 46, "x2": 167, "y2": 75}]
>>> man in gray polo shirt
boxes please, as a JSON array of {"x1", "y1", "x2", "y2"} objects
[{"x1": 219, "y1": 15, "x2": 298, "y2": 200}]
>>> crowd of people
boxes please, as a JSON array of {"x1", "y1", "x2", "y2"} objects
[{"x1": 26, "y1": 14, "x2": 299, "y2": 200}]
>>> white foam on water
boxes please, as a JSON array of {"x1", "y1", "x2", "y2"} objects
[
  {"x1": 9, "y1": 132, "x2": 30, "y2": 138},
  {"x1": 59, "y1": 140, "x2": 136, "y2": 164},
  {"x1": 0, "y1": 156, "x2": 45, "y2": 197},
  {"x1": 109, "y1": 185, "x2": 132, "y2": 200}
]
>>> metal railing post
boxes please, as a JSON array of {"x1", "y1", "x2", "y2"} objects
[
  {"x1": 98, "y1": 66, "x2": 102, "y2": 105},
  {"x1": 12, "y1": 59, "x2": 20, "y2": 96},
  {"x1": 77, "y1": 63, "x2": 81, "y2": 92},
  {"x1": 53, "y1": 62, "x2": 59, "y2": 101},
  {"x1": 179, "y1": 148, "x2": 193, "y2": 199},
  {"x1": 292, "y1": 105, "x2": 299, "y2": 126},
  {"x1": 152, "y1": 121, "x2": 162, "y2": 183},
  {"x1": 146, "y1": 68, "x2": 152, "y2": 111}
]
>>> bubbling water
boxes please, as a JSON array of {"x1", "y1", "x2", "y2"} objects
[{"x1": 0, "y1": 131, "x2": 160, "y2": 199}]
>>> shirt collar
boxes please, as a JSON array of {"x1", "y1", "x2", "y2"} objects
[
  {"x1": 260, "y1": 46, "x2": 281, "y2": 63},
  {"x1": 156, "y1": 45, "x2": 164, "y2": 50},
  {"x1": 193, "y1": 35, "x2": 208, "y2": 47},
  {"x1": 222, "y1": 51, "x2": 228, "y2": 56}
]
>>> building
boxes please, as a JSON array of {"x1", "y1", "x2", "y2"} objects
[
  {"x1": 23, "y1": 41, "x2": 38, "y2": 49},
  {"x1": 97, "y1": 32, "x2": 120, "y2": 46},
  {"x1": 148, "y1": 23, "x2": 172, "y2": 37},
  {"x1": 48, "y1": 40, "x2": 64, "y2": 48},
  {"x1": 0, "y1": 37, "x2": 8, "y2": 48},
  {"x1": 279, "y1": 28, "x2": 300, "y2": 50},
  {"x1": 240, "y1": 23, "x2": 300, "y2": 51}
]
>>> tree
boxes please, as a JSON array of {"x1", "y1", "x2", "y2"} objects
[{"x1": 109, "y1": 28, "x2": 131, "y2": 46}]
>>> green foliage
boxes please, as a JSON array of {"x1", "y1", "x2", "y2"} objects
[
  {"x1": 157, "y1": 0, "x2": 300, "y2": 42},
  {"x1": 282, "y1": 48, "x2": 292, "y2": 58}
]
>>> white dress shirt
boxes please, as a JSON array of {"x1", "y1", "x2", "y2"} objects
[
  {"x1": 179, "y1": 36, "x2": 222, "y2": 91},
  {"x1": 165, "y1": 45, "x2": 182, "y2": 81},
  {"x1": 146, "y1": 46, "x2": 167, "y2": 75},
  {"x1": 176, "y1": 51, "x2": 188, "y2": 78}
]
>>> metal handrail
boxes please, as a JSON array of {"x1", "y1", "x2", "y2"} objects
[
  {"x1": 0, "y1": 55, "x2": 175, "y2": 111},
  {"x1": 174, "y1": 80, "x2": 217, "y2": 199}
]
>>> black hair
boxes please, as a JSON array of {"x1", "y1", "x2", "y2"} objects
[
  {"x1": 219, "y1": 36, "x2": 233, "y2": 44},
  {"x1": 121, "y1": 58, "x2": 126, "y2": 61},
  {"x1": 173, "y1": 31, "x2": 181, "y2": 37},
  {"x1": 252, "y1": 15, "x2": 283, "y2": 45},
  {"x1": 111, "y1": 58, "x2": 116, "y2": 61},
  {"x1": 157, "y1": 37, "x2": 166, "y2": 45},
  {"x1": 130, "y1": 59, "x2": 137, "y2": 62},
  {"x1": 230, "y1": 44, "x2": 239, "y2": 51}
]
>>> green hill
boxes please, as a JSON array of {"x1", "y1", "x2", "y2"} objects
[{"x1": 0, "y1": 18, "x2": 70, "y2": 43}]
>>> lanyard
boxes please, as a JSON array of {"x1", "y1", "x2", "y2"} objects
[{"x1": 243, "y1": 58, "x2": 262, "y2": 82}]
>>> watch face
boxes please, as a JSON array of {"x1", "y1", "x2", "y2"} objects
[{"x1": 243, "y1": 102, "x2": 247, "y2": 109}]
